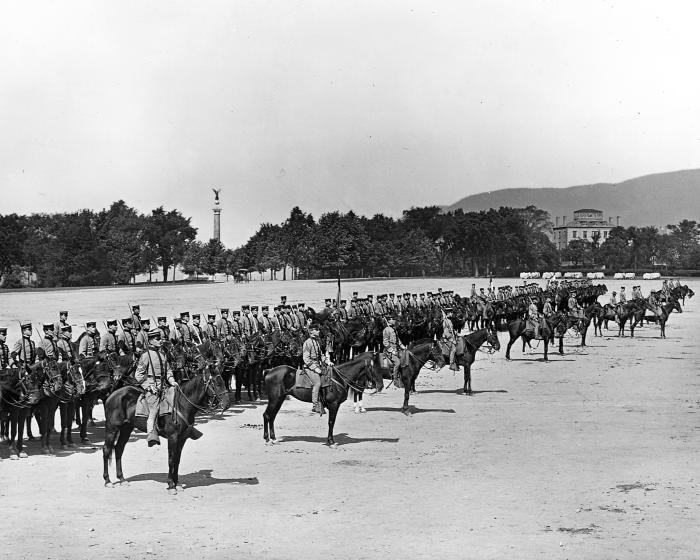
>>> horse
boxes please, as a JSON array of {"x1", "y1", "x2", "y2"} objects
[
  {"x1": 505, "y1": 314, "x2": 566, "y2": 362},
  {"x1": 262, "y1": 352, "x2": 381, "y2": 446},
  {"x1": 26, "y1": 360, "x2": 74, "y2": 454},
  {"x1": 102, "y1": 365, "x2": 230, "y2": 493},
  {"x1": 632, "y1": 300, "x2": 682, "y2": 339},
  {"x1": 440, "y1": 328, "x2": 500, "y2": 395},
  {"x1": 73, "y1": 357, "x2": 118, "y2": 443},
  {"x1": 377, "y1": 338, "x2": 445, "y2": 415},
  {"x1": 0, "y1": 367, "x2": 41, "y2": 458}
]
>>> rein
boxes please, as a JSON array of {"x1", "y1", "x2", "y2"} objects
[{"x1": 329, "y1": 360, "x2": 371, "y2": 393}]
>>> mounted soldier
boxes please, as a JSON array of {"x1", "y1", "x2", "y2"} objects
[
  {"x1": 619, "y1": 287, "x2": 627, "y2": 305},
  {"x1": 382, "y1": 316, "x2": 405, "y2": 381},
  {"x1": 442, "y1": 309, "x2": 458, "y2": 371},
  {"x1": 257, "y1": 306, "x2": 273, "y2": 334},
  {"x1": 157, "y1": 317, "x2": 171, "y2": 341},
  {"x1": 215, "y1": 308, "x2": 232, "y2": 340},
  {"x1": 338, "y1": 300, "x2": 349, "y2": 323},
  {"x1": 134, "y1": 329, "x2": 179, "y2": 446},
  {"x1": 190, "y1": 314, "x2": 204, "y2": 344},
  {"x1": 118, "y1": 317, "x2": 137, "y2": 355},
  {"x1": 241, "y1": 305, "x2": 258, "y2": 338},
  {"x1": 37, "y1": 323, "x2": 60, "y2": 364},
  {"x1": 54, "y1": 311, "x2": 70, "y2": 336},
  {"x1": 526, "y1": 298, "x2": 543, "y2": 339},
  {"x1": 543, "y1": 297, "x2": 554, "y2": 318},
  {"x1": 0, "y1": 327, "x2": 10, "y2": 369},
  {"x1": 302, "y1": 324, "x2": 328, "y2": 415},
  {"x1": 270, "y1": 307, "x2": 282, "y2": 332},
  {"x1": 131, "y1": 305, "x2": 143, "y2": 329},
  {"x1": 57, "y1": 325, "x2": 76, "y2": 363},
  {"x1": 11, "y1": 322, "x2": 36, "y2": 367},
  {"x1": 296, "y1": 303, "x2": 308, "y2": 328},
  {"x1": 99, "y1": 320, "x2": 119, "y2": 356},
  {"x1": 135, "y1": 318, "x2": 150, "y2": 353},
  {"x1": 78, "y1": 322, "x2": 98, "y2": 359}
]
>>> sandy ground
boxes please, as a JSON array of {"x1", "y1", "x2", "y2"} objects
[{"x1": 1, "y1": 278, "x2": 698, "y2": 559}]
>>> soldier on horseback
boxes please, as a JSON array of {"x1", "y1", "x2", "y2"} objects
[
  {"x1": 100, "y1": 320, "x2": 119, "y2": 356},
  {"x1": 442, "y1": 309, "x2": 458, "y2": 370},
  {"x1": 0, "y1": 328, "x2": 10, "y2": 369},
  {"x1": 134, "y1": 329, "x2": 178, "y2": 447},
  {"x1": 11, "y1": 322, "x2": 36, "y2": 368},
  {"x1": 302, "y1": 325, "x2": 328, "y2": 415},
  {"x1": 78, "y1": 322, "x2": 98, "y2": 359},
  {"x1": 382, "y1": 316, "x2": 405, "y2": 381},
  {"x1": 37, "y1": 323, "x2": 60, "y2": 363}
]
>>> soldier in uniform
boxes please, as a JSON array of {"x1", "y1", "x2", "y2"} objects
[
  {"x1": 11, "y1": 322, "x2": 37, "y2": 367},
  {"x1": 204, "y1": 314, "x2": 218, "y2": 340},
  {"x1": 257, "y1": 306, "x2": 273, "y2": 334},
  {"x1": 54, "y1": 311, "x2": 70, "y2": 336},
  {"x1": 78, "y1": 322, "x2": 98, "y2": 359},
  {"x1": 190, "y1": 314, "x2": 204, "y2": 344},
  {"x1": 37, "y1": 324, "x2": 60, "y2": 363},
  {"x1": 527, "y1": 298, "x2": 541, "y2": 339},
  {"x1": 302, "y1": 324, "x2": 327, "y2": 415},
  {"x1": 231, "y1": 310, "x2": 243, "y2": 336},
  {"x1": 568, "y1": 293, "x2": 582, "y2": 318},
  {"x1": 118, "y1": 318, "x2": 137, "y2": 355},
  {"x1": 347, "y1": 299, "x2": 358, "y2": 321},
  {"x1": 99, "y1": 320, "x2": 119, "y2": 355},
  {"x1": 280, "y1": 295, "x2": 287, "y2": 308},
  {"x1": 442, "y1": 310, "x2": 458, "y2": 371},
  {"x1": 134, "y1": 329, "x2": 178, "y2": 446},
  {"x1": 295, "y1": 304, "x2": 307, "y2": 329},
  {"x1": 156, "y1": 317, "x2": 170, "y2": 341},
  {"x1": 270, "y1": 307, "x2": 282, "y2": 332},
  {"x1": 131, "y1": 305, "x2": 143, "y2": 329},
  {"x1": 543, "y1": 297, "x2": 554, "y2": 318},
  {"x1": 610, "y1": 291, "x2": 618, "y2": 306},
  {"x1": 288, "y1": 305, "x2": 302, "y2": 331},
  {"x1": 382, "y1": 316, "x2": 405, "y2": 382},
  {"x1": 135, "y1": 318, "x2": 150, "y2": 353},
  {"x1": 619, "y1": 287, "x2": 627, "y2": 305},
  {"x1": 386, "y1": 294, "x2": 396, "y2": 314},
  {"x1": 57, "y1": 325, "x2": 76, "y2": 363},
  {"x1": 216, "y1": 309, "x2": 232, "y2": 340},
  {"x1": 0, "y1": 327, "x2": 10, "y2": 369},
  {"x1": 418, "y1": 293, "x2": 427, "y2": 309},
  {"x1": 338, "y1": 300, "x2": 349, "y2": 323}
]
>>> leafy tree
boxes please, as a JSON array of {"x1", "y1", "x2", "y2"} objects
[{"x1": 143, "y1": 207, "x2": 197, "y2": 282}]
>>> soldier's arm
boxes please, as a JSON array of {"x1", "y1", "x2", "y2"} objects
[
  {"x1": 134, "y1": 353, "x2": 149, "y2": 383},
  {"x1": 78, "y1": 337, "x2": 88, "y2": 358}
]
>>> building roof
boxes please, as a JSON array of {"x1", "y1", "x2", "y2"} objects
[{"x1": 575, "y1": 208, "x2": 602, "y2": 213}]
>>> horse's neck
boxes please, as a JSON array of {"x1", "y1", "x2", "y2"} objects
[
  {"x1": 466, "y1": 330, "x2": 487, "y2": 349},
  {"x1": 177, "y1": 376, "x2": 207, "y2": 419}
]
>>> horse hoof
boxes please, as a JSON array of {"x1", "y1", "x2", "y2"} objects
[
  {"x1": 329, "y1": 443, "x2": 338, "y2": 449},
  {"x1": 81, "y1": 438, "x2": 92, "y2": 445},
  {"x1": 105, "y1": 482, "x2": 114, "y2": 488},
  {"x1": 118, "y1": 479, "x2": 129, "y2": 486},
  {"x1": 68, "y1": 442, "x2": 77, "y2": 448},
  {"x1": 19, "y1": 451, "x2": 28, "y2": 458},
  {"x1": 176, "y1": 484, "x2": 184, "y2": 491},
  {"x1": 61, "y1": 444, "x2": 69, "y2": 450},
  {"x1": 167, "y1": 487, "x2": 177, "y2": 495},
  {"x1": 10, "y1": 454, "x2": 19, "y2": 461}
]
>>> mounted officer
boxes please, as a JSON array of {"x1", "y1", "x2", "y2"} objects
[
  {"x1": 296, "y1": 303, "x2": 307, "y2": 329},
  {"x1": 338, "y1": 300, "x2": 348, "y2": 323},
  {"x1": 270, "y1": 307, "x2": 283, "y2": 332},
  {"x1": 241, "y1": 305, "x2": 258, "y2": 337},
  {"x1": 257, "y1": 306, "x2": 273, "y2": 334},
  {"x1": 156, "y1": 317, "x2": 171, "y2": 341},
  {"x1": 619, "y1": 287, "x2": 627, "y2": 305},
  {"x1": 54, "y1": 311, "x2": 70, "y2": 336},
  {"x1": 134, "y1": 329, "x2": 179, "y2": 447},
  {"x1": 543, "y1": 297, "x2": 554, "y2": 318},
  {"x1": 442, "y1": 309, "x2": 458, "y2": 371},
  {"x1": 190, "y1": 314, "x2": 204, "y2": 344},
  {"x1": 382, "y1": 316, "x2": 405, "y2": 381},
  {"x1": 204, "y1": 314, "x2": 217, "y2": 340},
  {"x1": 57, "y1": 325, "x2": 76, "y2": 363},
  {"x1": 135, "y1": 318, "x2": 151, "y2": 353},
  {"x1": 215, "y1": 308, "x2": 232, "y2": 339},
  {"x1": 527, "y1": 298, "x2": 541, "y2": 339},
  {"x1": 131, "y1": 305, "x2": 143, "y2": 329},
  {"x1": 302, "y1": 324, "x2": 328, "y2": 415}
]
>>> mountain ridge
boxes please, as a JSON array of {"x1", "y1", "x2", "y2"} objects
[{"x1": 444, "y1": 168, "x2": 700, "y2": 227}]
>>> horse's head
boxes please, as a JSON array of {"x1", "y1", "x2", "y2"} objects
[
  {"x1": 671, "y1": 300, "x2": 682, "y2": 313},
  {"x1": 40, "y1": 361, "x2": 63, "y2": 394},
  {"x1": 16, "y1": 367, "x2": 41, "y2": 405},
  {"x1": 486, "y1": 328, "x2": 501, "y2": 352},
  {"x1": 364, "y1": 354, "x2": 383, "y2": 393},
  {"x1": 203, "y1": 366, "x2": 230, "y2": 412}
]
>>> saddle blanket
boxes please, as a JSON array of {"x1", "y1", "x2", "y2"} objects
[
  {"x1": 378, "y1": 350, "x2": 411, "y2": 370},
  {"x1": 135, "y1": 386, "x2": 176, "y2": 418},
  {"x1": 525, "y1": 329, "x2": 547, "y2": 341},
  {"x1": 295, "y1": 369, "x2": 332, "y2": 390},
  {"x1": 438, "y1": 338, "x2": 465, "y2": 357}
]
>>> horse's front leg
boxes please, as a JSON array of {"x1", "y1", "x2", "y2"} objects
[
  {"x1": 463, "y1": 363, "x2": 472, "y2": 395},
  {"x1": 402, "y1": 381, "x2": 412, "y2": 415}
]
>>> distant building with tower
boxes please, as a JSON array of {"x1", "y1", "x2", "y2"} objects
[{"x1": 552, "y1": 209, "x2": 618, "y2": 251}]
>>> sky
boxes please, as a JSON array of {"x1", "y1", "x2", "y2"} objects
[{"x1": 2, "y1": 0, "x2": 699, "y2": 247}]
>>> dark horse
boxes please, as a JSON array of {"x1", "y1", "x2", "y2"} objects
[
  {"x1": 262, "y1": 352, "x2": 381, "y2": 446},
  {"x1": 102, "y1": 366, "x2": 230, "y2": 493},
  {"x1": 441, "y1": 328, "x2": 500, "y2": 395},
  {"x1": 505, "y1": 314, "x2": 570, "y2": 362},
  {"x1": 383, "y1": 338, "x2": 445, "y2": 415},
  {"x1": 0, "y1": 367, "x2": 41, "y2": 458}
]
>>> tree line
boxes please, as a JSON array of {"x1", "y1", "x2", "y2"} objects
[{"x1": 2, "y1": 201, "x2": 699, "y2": 288}]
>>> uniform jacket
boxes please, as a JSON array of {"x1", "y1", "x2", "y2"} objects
[
  {"x1": 79, "y1": 333, "x2": 97, "y2": 358},
  {"x1": 11, "y1": 336, "x2": 36, "y2": 364},
  {"x1": 100, "y1": 331, "x2": 119, "y2": 353},
  {"x1": 382, "y1": 326, "x2": 400, "y2": 355},
  {"x1": 302, "y1": 337, "x2": 323, "y2": 373},
  {"x1": 134, "y1": 348, "x2": 176, "y2": 392}
]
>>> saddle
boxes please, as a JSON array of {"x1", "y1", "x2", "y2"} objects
[
  {"x1": 294, "y1": 368, "x2": 333, "y2": 390},
  {"x1": 135, "y1": 386, "x2": 176, "y2": 418},
  {"x1": 438, "y1": 338, "x2": 465, "y2": 357}
]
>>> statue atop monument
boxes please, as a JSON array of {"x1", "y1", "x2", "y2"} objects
[{"x1": 212, "y1": 188, "x2": 221, "y2": 205}]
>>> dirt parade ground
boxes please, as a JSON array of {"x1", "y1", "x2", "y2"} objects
[{"x1": 0, "y1": 278, "x2": 698, "y2": 559}]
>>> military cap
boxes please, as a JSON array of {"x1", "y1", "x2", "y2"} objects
[
  {"x1": 207, "y1": 314, "x2": 216, "y2": 320},
  {"x1": 352, "y1": 291, "x2": 358, "y2": 297},
  {"x1": 242, "y1": 305, "x2": 250, "y2": 310},
  {"x1": 273, "y1": 306, "x2": 280, "y2": 311},
  {"x1": 220, "y1": 308, "x2": 229, "y2": 314},
  {"x1": 140, "y1": 318, "x2": 150, "y2": 325},
  {"x1": 0, "y1": 328, "x2": 7, "y2": 336},
  {"x1": 43, "y1": 323, "x2": 55, "y2": 331},
  {"x1": 427, "y1": 291, "x2": 433, "y2": 296},
  {"x1": 412, "y1": 293, "x2": 417, "y2": 297},
  {"x1": 292, "y1": 304, "x2": 298, "y2": 309},
  {"x1": 419, "y1": 293, "x2": 425, "y2": 296},
  {"x1": 86, "y1": 321, "x2": 97, "y2": 328},
  {"x1": 437, "y1": 287, "x2": 443, "y2": 292},
  {"x1": 389, "y1": 293, "x2": 395, "y2": 297},
  {"x1": 180, "y1": 312, "x2": 190, "y2": 319},
  {"x1": 59, "y1": 311, "x2": 69, "y2": 317},
  {"x1": 612, "y1": 291, "x2": 617, "y2": 294},
  {"x1": 147, "y1": 329, "x2": 162, "y2": 340},
  {"x1": 61, "y1": 325, "x2": 72, "y2": 332},
  {"x1": 132, "y1": 305, "x2": 140, "y2": 312},
  {"x1": 158, "y1": 316, "x2": 167, "y2": 322},
  {"x1": 324, "y1": 298, "x2": 332, "y2": 303},
  {"x1": 192, "y1": 313, "x2": 200, "y2": 319},
  {"x1": 403, "y1": 292, "x2": 410, "y2": 297},
  {"x1": 261, "y1": 305, "x2": 269, "y2": 311},
  {"x1": 285, "y1": 305, "x2": 292, "y2": 310},
  {"x1": 232, "y1": 310, "x2": 241, "y2": 316},
  {"x1": 174, "y1": 317, "x2": 182, "y2": 323},
  {"x1": 122, "y1": 317, "x2": 133, "y2": 325},
  {"x1": 341, "y1": 299, "x2": 347, "y2": 304},
  {"x1": 280, "y1": 296, "x2": 287, "y2": 302},
  {"x1": 106, "y1": 320, "x2": 118, "y2": 327},
  {"x1": 367, "y1": 294, "x2": 373, "y2": 299},
  {"x1": 298, "y1": 303, "x2": 305, "y2": 308},
  {"x1": 20, "y1": 322, "x2": 32, "y2": 330},
  {"x1": 251, "y1": 306, "x2": 258, "y2": 311}
]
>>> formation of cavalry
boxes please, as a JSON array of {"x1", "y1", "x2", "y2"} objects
[{"x1": 0, "y1": 279, "x2": 693, "y2": 492}]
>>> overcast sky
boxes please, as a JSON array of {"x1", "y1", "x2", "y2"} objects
[{"x1": 2, "y1": 1, "x2": 699, "y2": 246}]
